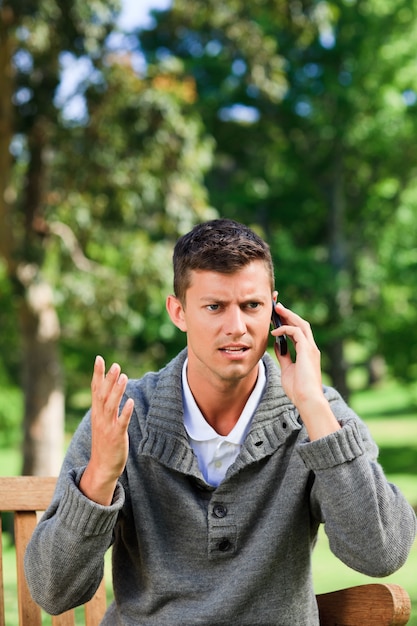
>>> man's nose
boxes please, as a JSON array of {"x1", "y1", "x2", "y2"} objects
[{"x1": 224, "y1": 307, "x2": 246, "y2": 336}]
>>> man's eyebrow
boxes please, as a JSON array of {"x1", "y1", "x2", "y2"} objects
[
  {"x1": 200, "y1": 296, "x2": 226, "y2": 303},
  {"x1": 200, "y1": 295, "x2": 265, "y2": 303}
]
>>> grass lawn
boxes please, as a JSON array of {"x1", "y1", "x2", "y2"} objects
[{"x1": 1, "y1": 380, "x2": 416, "y2": 624}]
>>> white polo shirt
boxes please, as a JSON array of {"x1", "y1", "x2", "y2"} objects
[{"x1": 182, "y1": 359, "x2": 266, "y2": 487}]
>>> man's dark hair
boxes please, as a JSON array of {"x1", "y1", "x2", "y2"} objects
[{"x1": 173, "y1": 219, "x2": 275, "y2": 303}]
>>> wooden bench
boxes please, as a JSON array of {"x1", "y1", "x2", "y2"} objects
[
  {"x1": 0, "y1": 476, "x2": 412, "y2": 626},
  {"x1": 0, "y1": 476, "x2": 106, "y2": 626}
]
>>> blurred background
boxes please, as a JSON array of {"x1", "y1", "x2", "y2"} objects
[{"x1": 0, "y1": 0, "x2": 416, "y2": 620}]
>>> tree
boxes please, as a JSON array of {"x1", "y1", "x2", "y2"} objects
[
  {"x1": 0, "y1": 0, "x2": 214, "y2": 472},
  {"x1": 48, "y1": 57, "x2": 215, "y2": 405},
  {"x1": 140, "y1": 0, "x2": 417, "y2": 396}
]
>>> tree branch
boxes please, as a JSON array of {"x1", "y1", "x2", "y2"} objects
[{"x1": 48, "y1": 221, "x2": 102, "y2": 273}]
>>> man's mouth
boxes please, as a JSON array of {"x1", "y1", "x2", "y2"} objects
[{"x1": 220, "y1": 346, "x2": 249, "y2": 353}]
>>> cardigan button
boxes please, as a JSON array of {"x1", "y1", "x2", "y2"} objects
[
  {"x1": 218, "y1": 538, "x2": 232, "y2": 552},
  {"x1": 213, "y1": 504, "x2": 227, "y2": 518}
]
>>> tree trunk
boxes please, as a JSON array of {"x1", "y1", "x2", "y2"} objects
[
  {"x1": 325, "y1": 147, "x2": 351, "y2": 401},
  {"x1": 0, "y1": 13, "x2": 65, "y2": 475},
  {"x1": 20, "y1": 276, "x2": 65, "y2": 476},
  {"x1": 18, "y1": 116, "x2": 66, "y2": 476},
  {"x1": 0, "y1": 6, "x2": 15, "y2": 275},
  {"x1": 326, "y1": 339, "x2": 350, "y2": 402}
]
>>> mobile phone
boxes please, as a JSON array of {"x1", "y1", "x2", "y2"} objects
[{"x1": 271, "y1": 302, "x2": 288, "y2": 356}]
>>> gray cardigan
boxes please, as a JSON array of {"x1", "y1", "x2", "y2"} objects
[{"x1": 25, "y1": 350, "x2": 416, "y2": 625}]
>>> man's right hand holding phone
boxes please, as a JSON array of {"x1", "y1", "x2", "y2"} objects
[{"x1": 271, "y1": 302, "x2": 341, "y2": 441}]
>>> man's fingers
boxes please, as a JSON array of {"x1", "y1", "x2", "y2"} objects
[
  {"x1": 92, "y1": 357, "x2": 131, "y2": 423},
  {"x1": 91, "y1": 355, "x2": 106, "y2": 392},
  {"x1": 103, "y1": 362, "x2": 122, "y2": 395},
  {"x1": 92, "y1": 355, "x2": 123, "y2": 396},
  {"x1": 101, "y1": 368, "x2": 127, "y2": 418},
  {"x1": 119, "y1": 397, "x2": 134, "y2": 428},
  {"x1": 100, "y1": 362, "x2": 123, "y2": 401},
  {"x1": 274, "y1": 303, "x2": 315, "y2": 341},
  {"x1": 94, "y1": 354, "x2": 105, "y2": 371}
]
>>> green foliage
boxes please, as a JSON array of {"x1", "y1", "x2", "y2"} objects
[
  {"x1": 0, "y1": 0, "x2": 216, "y2": 419},
  {"x1": 43, "y1": 60, "x2": 216, "y2": 398},
  {"x1": 0, "y1": 386, "x2": 23, "y2": 448},
  {"x1": 0, "y1": 263, "x2": 20, "y2": 382},
  {"x1": 2, "y1": 0, "x2": 417, "y2": 435},
  {"x1": 140, "y1": 0, "x2": 417, "y2": 391}
]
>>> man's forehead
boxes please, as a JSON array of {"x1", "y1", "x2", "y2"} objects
[{"x1": 186, "y1": 262, "x2": 273, "y2": 294}]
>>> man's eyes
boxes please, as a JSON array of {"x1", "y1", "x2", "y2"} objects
[{"x1": 206, "y1": 302, "x2": 261, "y2": 311}]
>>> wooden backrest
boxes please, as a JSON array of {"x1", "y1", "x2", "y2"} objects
[
  {"x1": 317, "y1": 583, "x2": 411, "y2": 625},
  {"x1": 0, "y1": 477, "x2": 411, "y2": 626},
  {"x1": 0, "y1": 476, "x2": 106, "y2": 626}
]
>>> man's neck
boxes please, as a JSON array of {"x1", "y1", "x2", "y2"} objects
[{"x1": 185, "y1": 365, "x2": 260, "y2": 436}]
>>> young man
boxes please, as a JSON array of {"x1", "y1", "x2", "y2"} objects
[{"x1": 25, "y1": 219, "x2": 416, "y2": 625}]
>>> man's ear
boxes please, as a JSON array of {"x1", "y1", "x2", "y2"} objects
[{"x1": 166, "y1": 294, "x2": 187, "y2": 332}]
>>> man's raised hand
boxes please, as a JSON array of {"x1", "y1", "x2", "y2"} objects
[{"x1": 79, "y1": 356, "x2": 134, "y2": 505}]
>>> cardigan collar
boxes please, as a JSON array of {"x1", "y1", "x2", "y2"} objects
[{"x1": 137, "y1": 349, "x2": 301, "y2": 484}]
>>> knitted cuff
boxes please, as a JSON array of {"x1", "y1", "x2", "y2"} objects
[
  {"x1": 56, "y1": 468, "x2": 125, "y2": 536},
  {"x1": 297, "y1": 419, "x2": 365, "y2": 470}
]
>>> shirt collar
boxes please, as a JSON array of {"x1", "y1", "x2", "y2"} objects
[{"x1": 182, "y1": 358, "x2": 266, "y2": 445}]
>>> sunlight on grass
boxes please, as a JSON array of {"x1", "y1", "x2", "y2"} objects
[
  {"x1": 1, "y1": 534, "x2": 18, "y2": 624},
  {"x1": 351, "y1": 381, "x2": 417, "y2": 420},
  {"x1": 0, "y1": 446, "x2": 21, "y2": 476},
  {"x1": 362, "y1": 416, "x2": 417, "y2": 446}
]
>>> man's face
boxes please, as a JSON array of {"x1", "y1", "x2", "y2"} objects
[{"x1": 169, "y1": 260, "x2": 273, "y2": 389}]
